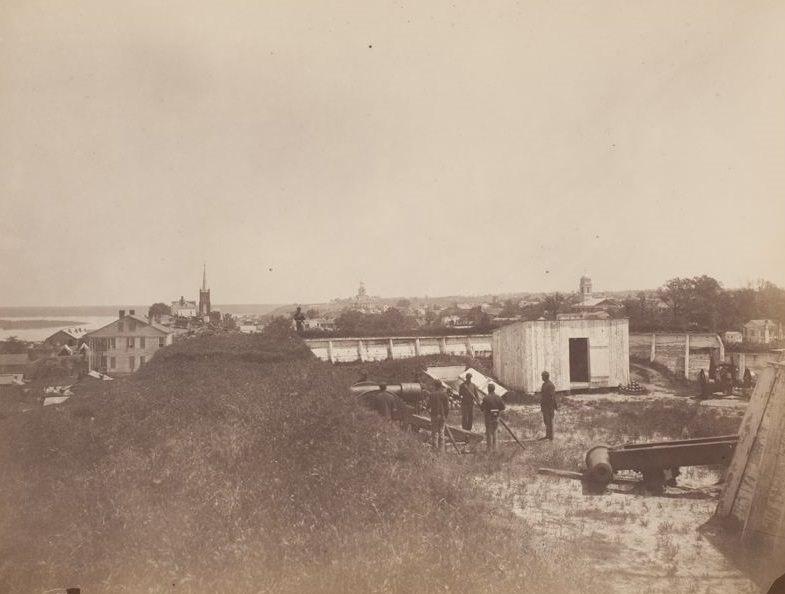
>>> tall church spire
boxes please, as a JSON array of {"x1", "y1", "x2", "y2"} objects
[{"x1": 199, "y1": 264, "x2": 211, "y2": 316}]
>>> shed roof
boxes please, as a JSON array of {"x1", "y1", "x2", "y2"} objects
[{"x1": 493, "y1": 317, "x2": 628, "y2": 335}]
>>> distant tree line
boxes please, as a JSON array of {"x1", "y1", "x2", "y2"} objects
[
  {"x1": 639, "y1": 276, "x2": 785, "y2": 334},
  {"x1": 283, "y1": 276, "x2": 785, "y2": 340}
]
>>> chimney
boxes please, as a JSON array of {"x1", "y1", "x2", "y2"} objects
[
  {"x1": 129, "y1": 309, "x2": 136, "y2": 316},
  {"x1": 119, "y1": 310, "x2": 126, "y2": 318}
]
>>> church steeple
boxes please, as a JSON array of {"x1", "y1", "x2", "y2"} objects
[{"x1": 199, "y1": 264, "x2": 211, "y2": 316}]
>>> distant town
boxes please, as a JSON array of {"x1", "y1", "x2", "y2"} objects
[{"x1": 1, "y1": 266, "x2": 783, "y2": 383}]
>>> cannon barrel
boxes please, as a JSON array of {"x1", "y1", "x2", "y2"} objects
[
  {"x1": 350, "y1": 382, "x2": 423, "y2": 397},
  {"x1": 584, "y1": 445, "x2": 613, "y2": 485}
]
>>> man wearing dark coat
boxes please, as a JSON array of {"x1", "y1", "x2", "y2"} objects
[
  {"x1": 428, "y1": 379, "x2": 451, "y2": 452},
  {"x1": 292, "y1": 306, "x2": 306, "y2": 333},
  {"x1": 363, "y1": 383, "x2": 401, "y2": 421},
  {"x1": 458, "y1": 373, "x2": 479, "y2": 431},
  {"x1": 539, "y1": 371, "x2": 558, "y2": 440},
  {"x1": 698, "y1": 368, "x2": 708, "y2": 398},
  {"x1": 480, "y1": 383, "x2": 506, "y2": 453}
]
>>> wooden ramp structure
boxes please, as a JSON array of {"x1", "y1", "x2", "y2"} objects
[{"x1": 715, "y1": 360, "x2": 785, "y2": 571}]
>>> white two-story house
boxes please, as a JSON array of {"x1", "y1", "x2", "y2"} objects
[{"x1": 85, "y1": 310, "x2": 174, "y2": 374}]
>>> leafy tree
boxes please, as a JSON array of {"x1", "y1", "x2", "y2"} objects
[
  {"x1": 148, "y1": 302, "x2": 172, "y2": 320},
  {"x1": 754, "y1": 280, "x2": 785, "y2": 322},
  {"x1": 499, "y1": 299, "x2": 522, "y2": 318},
  {"x1": 223, "y1": 313, "x2": 237, "y2": 330},
  {"x1": 305, "y1": 308, "x2": 320, "y2": 319},
  {"x1": 335, "y1": 308, "x2": 416, "y2": 336},
  {"x1": 335, "y1": 310, "x2": 365, "y2": 335},
  {"x1": 263, "y1": 316, "x2": 297, "y2": 338},
  {"x1": 541, "y1": 292, "x2": 578, "y2": 319},
  {"x1": 0, "y1": 336, "x2": 29, "y2": 354},
  {"x1": 396, "y1": 299, "x2": 411, "y2": 310},
  {"x1": 467, "y1": 306, "x2": 491, "y2": 329},
  {"x1": 659, "y1": 276, "x2": 725, "y2": 331}
]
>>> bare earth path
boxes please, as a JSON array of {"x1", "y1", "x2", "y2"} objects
[{"x1": 474, "y1": 394, "x2": 760, "y2": 594}]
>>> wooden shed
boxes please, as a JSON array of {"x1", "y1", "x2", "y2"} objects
[{"x1": 492, "y1": 318, "x2": 630, "y2": 393}]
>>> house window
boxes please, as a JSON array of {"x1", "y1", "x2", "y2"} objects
[
  {"x1": 139, "y1": 337, "x2": 146, "y2": 349},
  {"x1": 129, "y1": 356, "x2": 135, "y2": 371},
  {"x1": 110, "y1": 338, "x2": 116, "y2": 350},
  {"x1": 118, "y1": 321, "x2": 124, "y2": 332},
  {"x1": 129, "y1": 320, "x2": 137, "y2": 332},
  {"x1": 140, "y1": 355, "x2": 146, "y2": 366},
  {"x1": 109, "y1": 356, "x2": 116, "y2": 369},
  {"x1": 101, "y1": 355, "x2": 108, "y2": 370},
  {"x1": 127, "y1": 337, "x2": 135, "y2": 349},
  {"x1": 159, "y1": 337, "x2": 165, "y2": 348}
]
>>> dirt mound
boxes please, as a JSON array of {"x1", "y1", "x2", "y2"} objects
[{"x1": 0, "y1": 331, "x2": 569, "y2": 593}]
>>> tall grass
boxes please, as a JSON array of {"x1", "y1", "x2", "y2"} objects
[{"x1": 0, "y1": 331, "x2": 583, "y2": 593}]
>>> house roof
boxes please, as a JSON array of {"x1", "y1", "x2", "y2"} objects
[
  {"x1": 85, "y1": 314, "x2": 172, "y2": 337},
  {"x1": 578, "y1": 297, "x2": 621, "y2": 308},
  {"x1": 172, "y1": 300, "x2": 197, "y2": 308},
  {"x1": 46, "y1": 327, "x2": 89, "y2": 341},
  {"x1": 744, "y1": 319, "x2": 780, "y2": 328}
]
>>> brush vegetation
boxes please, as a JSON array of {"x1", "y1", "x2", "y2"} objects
[{"x1": 0, "y1": 325, "x2": 577, "y2": 594}]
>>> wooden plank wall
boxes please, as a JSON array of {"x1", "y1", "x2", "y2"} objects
[
  {"x1": 305, "y1": 335, "x2": 492, "y2": 363},
  {"x1": 493, "y1": 319, "x2": 629, "y2": 393},
  {"x1": 716, "y1": 363, "x2": 785, "y2": 565},
  {"x1": 729, "y1": 351, "x2": 784, "y2": 378},
  {"x1": 629, "y1": 333, "x2": 723, "y2": 379}
]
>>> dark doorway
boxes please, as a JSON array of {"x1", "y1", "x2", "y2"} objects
[{"x1": 569, "y1": 338, "x2": 590, "y2": 382}]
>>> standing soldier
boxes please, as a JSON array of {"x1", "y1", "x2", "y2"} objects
[
  {"x1": 743, "y1": 368, "x2": 753, "y2": 389},
  {"x1": 459, "y1": 373, "x2": 479, "y2": 431},
  {"x1": 292, "y1": 306, "x2": 306, "y2": 334},
  {"x1": 539, "y1": 371, "x2": 558, "y2": 440},
  {"x1": 428, "y1": 379, "x2": 451, "y2": 452},
  {"x1": 480, "y1": 383, "x2": 505, "y2": 453},
  {"x1": 361, "y1": 383, "x2": 400, "y2": 421},
  {"x1": 698, "y1": 368, "x2": 707, "y2": 398}
]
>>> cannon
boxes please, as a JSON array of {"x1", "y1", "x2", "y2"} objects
[
  {"x1": 350, "y1": 380, "x2": 484, "y2": 451},
  {"x1": 583, "y1": 434, "x2": 739, "y2": 491},
  {"x1": 349, "y1": 381, "x2": 424, "y2": 399}
]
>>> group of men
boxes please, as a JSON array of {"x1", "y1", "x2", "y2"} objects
[
  {"x1": 365, "y1": 370, "x2": 558, "y2": 453},
  {"x1": 697, "y1": 366, "x2": 754, "y2": 398}
]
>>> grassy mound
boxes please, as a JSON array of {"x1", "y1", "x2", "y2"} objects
[{"x1": 0, "y1": 330, "x2": 571, "y2": 593}]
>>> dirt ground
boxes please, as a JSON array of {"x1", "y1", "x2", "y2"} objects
[{"x1": 462, "y1": 389, "x2": 759, "y2": 594}]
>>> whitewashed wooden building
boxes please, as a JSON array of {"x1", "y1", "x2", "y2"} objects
[{"x1": 492, "y1": 318, "x2": 630, "y2": 393}]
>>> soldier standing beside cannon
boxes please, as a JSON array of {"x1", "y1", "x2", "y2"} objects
[{"x1": 539, "y1": 371, "x2": 558, "y2": 441}]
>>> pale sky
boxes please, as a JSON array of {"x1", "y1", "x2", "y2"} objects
[{"x1": 2, "y1": 1, "x2": 784, "y2": 306}]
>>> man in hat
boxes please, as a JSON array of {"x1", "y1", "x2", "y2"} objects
[
  {"x1": 539, "y1": 371, "x2": 557, "y2": 440},
  {"x1": 292, "y1": 306, "x2": 306, "y2": 334},
  {"x1": 698, "y1": 368, "x2": 707, "y2": 398},
  {"x1": 363, "y1": 383, "x2": 401, "y2": 421},
  {"x1": 428, "y1": 378, "x2": 451, "y2": 452},
  {"x1": 480, "y1": 383, "x2": 505, "y2": 453},
  {"x1": 458, "y1": 373, "x2": 479, "y2": 431}
]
